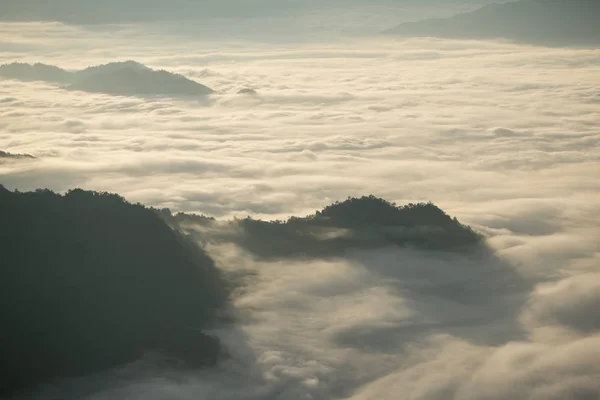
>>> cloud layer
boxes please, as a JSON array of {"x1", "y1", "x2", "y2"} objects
[{"x1": 2, "y1": 21, "x2": 599, "y2": 400}]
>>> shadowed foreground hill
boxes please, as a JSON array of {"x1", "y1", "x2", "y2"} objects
[
  {"x1": 172, "y1": 195, "x2": 483, "y2": 258},
  {"x1": 0, "y1": 61, "x2": 214, "y2": 97},
  {"x1": 0, "y1": 189, "x2": 482, "y2": 394},
  {"x1": 0, "y1": 187, "x2": 228, "y2": 396},
  {"x1": 385, "y1": 0, "x2": 600, "y2": 47}
]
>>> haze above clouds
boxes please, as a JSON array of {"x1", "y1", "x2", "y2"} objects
[
  {"x1": 0, "y1": 0, "x2": 497, "y2": 21},
  {"x1": 0, "y1": 0, "x2": 500, "y2": 38},
  {"x1": 1, "y1": 3, "x2": 600, "y2": 399}
]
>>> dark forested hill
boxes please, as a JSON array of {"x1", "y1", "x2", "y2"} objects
[
  {"x1": 0, "y1": 186, "x2": 228, "y2": 396},
  {"x1": 172, "y1": 195, "x2": 483, "y2": 258}
]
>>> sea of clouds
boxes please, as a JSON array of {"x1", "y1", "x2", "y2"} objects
[{"x1": 1, "y1": 19, "x2": 600, "y2": 400}]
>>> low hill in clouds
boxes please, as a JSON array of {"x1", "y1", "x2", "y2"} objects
[
  {"x1": 385, "y1": 0, "x2": 600, "y2": 47},
  {"x1": 0, "y1": 150, "x2": 35, "y2": 160},
  {"x1": 0, "y1": 186, "x2": 228, "y2": 396},
  {"x1": 0, "y1": 61, "x2": 214, "y2": 97},
  {"x1": 70, "y1": 61, "x2": 214, "y2": 96},
  {"x1": 170, "y1": 195, "x2": 483, "y2": 258}
]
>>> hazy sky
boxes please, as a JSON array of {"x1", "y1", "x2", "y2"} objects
[
  {"x1": 2, "y1": 4, "x2": 600, "y2": 399},
  {"x1": 0, "y1": 0, "x2": 498, "y2": 18},
  {"x1": 0, "y1": 0, "x2": 501, "y2": 37}
]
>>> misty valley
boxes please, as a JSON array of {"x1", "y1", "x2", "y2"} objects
[
  {"x1": 0, "y1": 188, "x2": 484, "y2": 394},
  {"x1": 1, "y1": 187, "x2": 535, "y2": 399}
]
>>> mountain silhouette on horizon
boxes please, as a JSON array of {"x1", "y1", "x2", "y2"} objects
[
  {"x1": 385, "y1": 0, "x2": 600, "y2": 47},
  {"x1": 0, "y1": 60, "x2": 214, "y2": 97}
]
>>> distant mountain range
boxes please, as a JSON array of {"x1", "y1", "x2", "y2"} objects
[
  {"x1": 0, "y1": 61, "x2": 214, "y2": 97},
  {"x1": 385, "y1": 0, "x2": 600, "y2": 47}
]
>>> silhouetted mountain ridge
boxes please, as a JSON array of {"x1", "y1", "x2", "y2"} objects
[
  {"x1": 0, "y1": 61, "x2": 214, "y2": 97},
  {"x1": 170, "y1": 195, "x2": 483, "y2": 258},
  {"x1": 76, "y1": 60, "x2": 151, "y2": 79},
  {"x1": 314, "y1": 196, "x2": 462, "y2": 229},
  {"x1": 385, "y1": 0, "x2": 600, "y2": 47}
]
